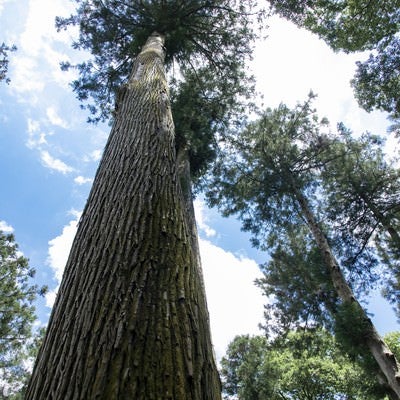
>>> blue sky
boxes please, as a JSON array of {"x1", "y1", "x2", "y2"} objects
[{"x1": 0, "y1": 0, "x2": 398, "y2": 360}]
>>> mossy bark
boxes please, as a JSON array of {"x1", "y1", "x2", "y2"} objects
[{"x1": 26, "y1": 33, "x2": 221, "y2": 400}]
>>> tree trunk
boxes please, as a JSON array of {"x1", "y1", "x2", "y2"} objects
[
  {"x1": 26, "y1": 32, "x2": 221, "y2": 400},
  {"x1": 293, "y1": 187, "x2": 400, "y2": 399}
]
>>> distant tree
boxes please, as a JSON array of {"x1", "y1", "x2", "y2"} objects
[
  {"x1": 0, "y1": 231, "x2": 46, "y2": 398},
  {"x1": 0, "y1": 43, "x2": 16, "y2": 84},
  {"x1": 265, "y1": 0, "x2": 400, "y2": 126},
  {"x1": 221, "y1": 329, "x2": 387, "y2": 400},
  {"x1": 221, "y1": 335, "x2": 269, "y2": 400},
  {"x1": 27, "y1": 1, "x2": 261, "y2": 398},
  {"x1": 207, "y1": 94, "x2": 400, "y2": 396}
]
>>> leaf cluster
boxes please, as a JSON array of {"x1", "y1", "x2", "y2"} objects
[
  {"x1": 265, "y1": 0, "x2": 400, "y2": 52},
  {"x1": 0, "y1": 43, "x2": 17, "y2": 84},
  {"x1": 319, "y1": 124, "x2": 400, "y2": 314},
  {"x1": 56, "y1": 0, "x2": 261, "y2": 123},
  {"x1": 256, "y1": 225, "x2": 339, "y2": 338},
  {"x1": 221, "y1": 329, "x2": 387, "y2": 400},
  {"x1": 352, "y1": 36, "x2": 400, "y2": 121},
  {"x1": 0, "y1": 231, "x2": 47, "y2": 397},
  {"x1": 171, "y1": 64, "x2": 254, "y2": 183},
  {"x1": 207, "y1": 93, "x2": 330, "y2": 246}
]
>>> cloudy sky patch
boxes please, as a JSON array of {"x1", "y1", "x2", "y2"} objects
[
  {"x1": 40, "y1": 150, "x2": 74, "y2": 174},
  {"x1": 0, "y1": 220, "x2": 14, "y2": 233}
]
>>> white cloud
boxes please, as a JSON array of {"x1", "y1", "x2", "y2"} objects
[
  {"x1": 252, "y1": 17, "x2": 389, "y2": 133},
  {"x1": 83, "y1": 149, "x2": 103, "y2": 163},
  {"x1": 74, "y1": 175, "x2": 93, "y2": 185},
  {"x1": 200, "y1": 238, "x2": 265, "y2": 360},
  {"x1": 46, "y1": 211, "x2": 80, "y2": 307},
  {"x1": 194, "y1": 199, "x2": 266, "y2": 359},
  {"x1": 19, "y1": 0, "x2": 73, "y2": 56},
  {"x1": 90, "y1": 149, "x2": 102, "y2": 162},
  {"x1": 0, "y1": 0, "x2": 12, "y2": 16},
  {"x1": 26, "y1": 118, "x2": 48, "y2": 149},
  {"x1": 11, "y1": 56, "x2": 45, "y2": 97},
  {"x1": 0, "y1": 220, "x2": 14, "y2": 233},
  {"x1": 194, "y1": 199, "x2": 216, "y2": 237},
  {"x1": 10, "y1": 0, "x2": 80, "y2": 98},
  {"x1": 40, "y1": 150, "x2": 74, "y2": 174},
  {"x1": 46, "y1": 106, "x2": 69, "y2": 129}
]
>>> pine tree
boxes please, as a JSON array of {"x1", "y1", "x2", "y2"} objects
[
  {"x1": 27, "y1": 1, "x2": 260, "y2": 398},
  {"x1": 207, "y1": 95, "x2": 400, "y2": 397}
]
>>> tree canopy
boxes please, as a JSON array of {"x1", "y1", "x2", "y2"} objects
[
  {"x1": 56, "y1": 1, "x2": 259, "y2": 184},
  {"x1": 56, "y1": 0, "x2": 260, "y2": 123},
  {"x1": 221, "y1": 329, "x2": 389, "y2": 400},
  {"x1": 207, "y1": 95, "x2": 400, "y2": 394},
  {"x1": 351, "y1": 37, "x2": 400, "y2": 121},
  {"x1": 319, "y1": 124, "x2": 400, "y2": 316},
  {"x1": 265, "y1": 0, "x2": 400, "y2": 52}
]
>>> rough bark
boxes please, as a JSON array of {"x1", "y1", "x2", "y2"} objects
[
  {"x1": 26, "y1": 33, "x2": 221, "y2": 400},
  {"x1": 293, "y1": 187, "x2": 400, "y2": 399}
]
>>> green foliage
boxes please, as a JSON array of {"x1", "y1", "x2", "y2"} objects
[
  {"x1": 56, "y1": 0, "x2": 260, "y2": 123},
  {"x1": 256, "y1": 225, "x2": 339, "y2": 337},
  {"x1": 334, "y1": 302, "x2": 373, "y2": 356},
  {"x1": 266, "y1": 0, "x2": 400, "y2": 52},
  {"x1": 221, "y1": 329, "x2": 386, "y2": 400},
  {"x1": 379, "y1": 231, "x2": 400, "y2": 317},
  {"x1": 384, "y1": 331, "x2": 400, "y2": 360},
  {"x1": 207, "y1": 94, "x2": 378, "y2": 280},
  {"x1": 352, "y1": 37, "x2": 400, "y2": 120},
  {"x1": 208, "y1": 93, "x2": 329, "y2": 245},
  {"x1": 207, "y1": 96, "x2": 398, "y2": 391},
  {"x1": 0, "y1": 43, "x2": 16, "y2": 84},
  {"x1": 0, "y1": 231, "x2": 46, "y2": 397},
  {"x1": 220, "y1": 334, "x2": 269, "y2": 399},
  {"x1": 171, "y1": 65, "x2": 254, "y2": 182}
]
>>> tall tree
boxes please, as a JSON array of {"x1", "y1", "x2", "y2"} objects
[
  {"x1": 0, "y1": 230, "x2": 46, "y2": 398},
  {"x1": 221, "y1": 330, "x2": 389, "y2": 400},
  {"x1": 207, "y1": 95, "x2": 400, "y2": 397},
  {"x1": 27, "y1": 1, "x2": 259, "y2": 399},
  {"x1": 265, "y1": 0, "x2": 400, "y2": 125}
]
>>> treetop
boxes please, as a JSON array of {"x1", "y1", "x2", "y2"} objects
[{"x1": 57, "y1": 0, "x2": 262, "y2": 122}]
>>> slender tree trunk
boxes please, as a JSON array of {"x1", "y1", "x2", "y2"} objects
[
  {"x1": 293, "y1": 186, "x2": 400, "y2": 399},
  {"x1": 26, "y1": 32, "x2": 221, "y2": 400}
]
